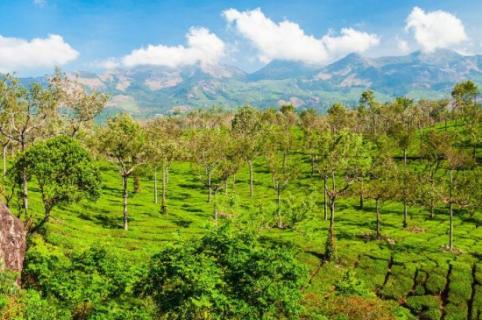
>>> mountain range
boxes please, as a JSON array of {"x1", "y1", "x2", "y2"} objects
[{"x1": 24, "y1": 49, "x2": 482, "y2": 117}]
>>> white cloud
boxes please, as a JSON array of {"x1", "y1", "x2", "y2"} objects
[
  {"x1": 396, "y1": 38, "x2": 410, "y2": 54},
  {"x1": 93, "y1": 58, "x2": 121, "y2": 70},
  {"x1": 121, "y1": 27, "x2": 225, "y2": 69},
  {"x1": 33, "y1": 0, "x2": 46, "y2": 7},
  {"x1": 0, "y1": 34, "x2": 79, "y2": 73},
  {"x1": 223, "y1": 8, "x2": 379, "y2": 65},
  {"x1": 405, "y1": 7, "x2": 468, "y2": 52}
]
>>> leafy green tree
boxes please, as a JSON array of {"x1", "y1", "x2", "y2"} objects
[
  {"x1": 441, "y1": 143, "x2": 476, "y2": 251},
  {"x1": 187, "y1": 127, "x2": 231, "y2": 203},
  {"x1": 98, "y1": 114, "x2": 147, "y2": 230},
  {"x1": 0, "y1": 75, "x2": 59, "y2": 216},
  {"x1": 300, "y1": 108, "x2": 326, "y2": 176},
  {"x1": 320, "y1": 130, "x2": 367, "y2": 260},
  {"x1": 365, "y1": 152, "x2": 398, "y2": 239},
  {"x1": 137, "y1": 225, "x2": 306, "y2": 319},
  {"x1": 231, "y1": 106, "x2": 263, "y2": 197},
  {"x1": 388, "y1": 96, "x2": 417, "y2": 227},
  {"x1": 264, "y1": 108, "x2": 299, "y2": 228},
  {"x1": 50, "y1": 70, "x2": 108, "y2": 137},
  {"x1": 145, "y1": 117, "x2": 183, "y2": 214},
  {"x1": 11, "y1": 136, "x2": 101, "y2": 234}
]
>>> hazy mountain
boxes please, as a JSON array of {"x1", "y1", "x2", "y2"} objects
[{"x1": 20, "y1": 49, "x2": 482, "y2": 117}]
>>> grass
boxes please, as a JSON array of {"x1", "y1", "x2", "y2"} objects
[{"x1": 14, "y1": 150, "x2": 482, "y2": 319}]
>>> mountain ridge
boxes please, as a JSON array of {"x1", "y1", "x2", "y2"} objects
[{"x1": 19, "y1": 49, "x2": 482, "y2": 117}]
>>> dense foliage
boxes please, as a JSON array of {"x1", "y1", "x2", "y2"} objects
[{"x1": 137, "y1": 225, "x2": 306, "y2": 319}]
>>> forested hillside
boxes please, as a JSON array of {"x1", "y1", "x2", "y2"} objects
[{"x1": 0, "y1": 72, "x2": 481, "y2": 319}]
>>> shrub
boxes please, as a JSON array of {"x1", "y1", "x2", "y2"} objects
[
  {"x1": 22, "y1": 239, "x2": 154, "y2": 319},
  {"x1": 136, "y1": 224, "x2": 307, "y2": 319},
  {"x1": 334, "y1": 271, "x2": 375, "y2": 297}
]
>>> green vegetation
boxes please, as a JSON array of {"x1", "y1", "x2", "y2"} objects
[{"x1": 0, "y1": 72, "x2": 481, "y2": 319}]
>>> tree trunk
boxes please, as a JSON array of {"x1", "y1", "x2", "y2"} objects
[
  {"x1": 311, "y1": 154, "x2": 315, "y2": 176},
  {"x1": 213, "y1": 192, "x2": 218, "y2": 222},
  {"x1": 325, "y1": 172, "x2": 336, "y2": 261},
  {"x1": 122, "y1": 175, "x2": 129, "y2": 231},
  {"x1": 325, "y1": 197, "x2": 336, "y2": 261},
  {"x1": 232, "y1": 174, "x2": 236, "y2": 193},
  {"x1": 376, "y1": 198, "x2": 381, "y2": 240},
  {"x1": 22, "y1": 173, "x2": 28, "y2": 217},
  {"x1": 224, "y1": 178, "x2": 228, "y2": 195},
  {"x1": 276, "y1": 182, "x2": 283, "y2": 228},
  {"x1": 153, "y1": 166, "x2": 158, "y2": 204},
  {"x1": 323, "y1": 175, "x2": 328, "y2": 221},
  {"x1": 448, "y1": 170, "x2": 454, "y2": 250},
  {"x1": 403, "y1": 148, "x2": 408, "y2": 228},
  {"x1": 247, "y1": 160, "x2": 254, "y2": 197},
  {"x1": 2, "y1": 142, "x2": 7, "y2": 176},
  {"x1": 360, "y1": 188, "x2": 365, "y2": 210},
  {"x1": 207, "y1": 167, "x2": 212, "y2": 203},
  {"x1": 133, "y1": 175, "x2": 141, "y2": 193},
  {"x1": 161, "y1": 163, "x2": 167, "y2": 214}
]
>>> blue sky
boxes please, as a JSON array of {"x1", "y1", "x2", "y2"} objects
[{"x1": 1, "y1": 0, "x2": 481, "y2": 75}]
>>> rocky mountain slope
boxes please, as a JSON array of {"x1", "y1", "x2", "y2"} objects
[{"x1": 24, "y1": 49, "x2": 482, "y2": 117}]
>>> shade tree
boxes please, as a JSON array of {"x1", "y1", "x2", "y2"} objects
[
  {"x1": 97, "y1": 113, "x2": 147, "y2": 230},
  {"x1": 11, "y1": 136, "x2": 101, "y2": 235}
]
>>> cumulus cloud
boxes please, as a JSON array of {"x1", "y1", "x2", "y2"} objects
[
  {"x1": 121, "y1": 27, "x2": 225, "y2": 69},
  {"x1": 0, "y1": 34, "x2": 79, "y2": 72},
  {"x1": 396, "y1": 38, "x2": 410, "y2": 54},
  {"x1": 405, "y1": 7, "x2": 468, "y2": 52},
  {"x1": 223, "y1": 8, "x2": 379, "y2": 65}
]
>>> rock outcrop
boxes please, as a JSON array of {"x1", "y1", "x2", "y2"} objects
[{"x1": 0, "y1": 204, "x2": 26, "y2": 272}]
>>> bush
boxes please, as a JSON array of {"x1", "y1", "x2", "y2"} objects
[
  {"x1": 405, "y1": 295, "x2": 440, "y2": 319},
  {"x1": 22, "y1": 239, "x2": 154, "y2": 319},
  {"x1": 425, "y1": 272, "x2": 446, "y2": 295},
  {"x1": 136, "y1": 224, "x2": 307, "y2": 319},
  {"x1": 334, "y1": 271, "x2": 375, "y2": 297}
]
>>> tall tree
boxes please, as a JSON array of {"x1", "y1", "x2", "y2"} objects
[
  {"x1": 50, "y1": 71, "x2": 108, "y2": 137},
  {"x1": 320, "y1": 130, "x2": 367, "y2": 260},
  {"x1": 388, "y1": 96, "x2": 416, "y2": 227},
  {"x1": 0, "y1": 75, "x2": 59, "y2": 216},
  {"x1": 265, "y1": 107, "x2": 299, "y2": 228},
  {"x1": 231, "y1": 106, "x2": 263, "y2": 197},
  {"x1": 145, "y1": 117, "x2": 182, "y2": 214},
  {"x1": 442, "y1": 140, "x2": 475, "y2": 251},
  {"x1": 97, "y1": 114, "x2": 147, "y2": 230},
  {"x1": 365, "y1": 150, "x2": 398, "y2": 239}
]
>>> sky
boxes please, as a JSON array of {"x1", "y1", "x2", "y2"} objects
[{"x1": 0, "y1": 0, "x2": 481, "y2": 76}]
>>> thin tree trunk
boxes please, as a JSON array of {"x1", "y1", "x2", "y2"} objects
[
  {"x1": 232, "y1": 174, "x2": 236, "y2": 193},
  {"x1": 22, "y1": 173, "x2": 28, "y2": 217},
  {"x1": 213, "y1": 192, "x2": 218, "y2": 222},
  {"x1": 153, "y1": 166, "x2": 158, "y2": 204},
  {"x1": 207, "y1": 167, "x2": 212, "y2": 203},
  {"x1": 225, "y1": 179, "x2": 228, "y2": 195},
  {"x1": 448, "y1": 170, "x2": 454, "y2": 250},
  {"x1": 403, "y1": 148, "x2": 408, "y2": 228},
  {"x1": 359, "y1": 180, "x2": 364, "y2": 210},
  {"x1": 248, "y1": 160, "x2": 254, "y2": 197},
  {"x1": 376, "y1": 198, "x2": 381, "y2": 240},
  {"x1": 276, "y1": 182, "x2": 283, "y2": 228},
  {"x1": 161, "y1": 163, "x2": 167, "y2": 214},
  {"x1": 323, "y1": 175, "x2": 328, "y2": 220},
  {"x1": 325, "y1": 172, "x2": 336, "y2": 261},
  {"x1": 311, "y1": 154, "x2": 315, "y2": 176},
  {"x1": 2, "y1": 142, "x2": 8, "y2": 176},
  {"x1": 122, "y1": 175, "x2": 128, "y2": 231}
]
